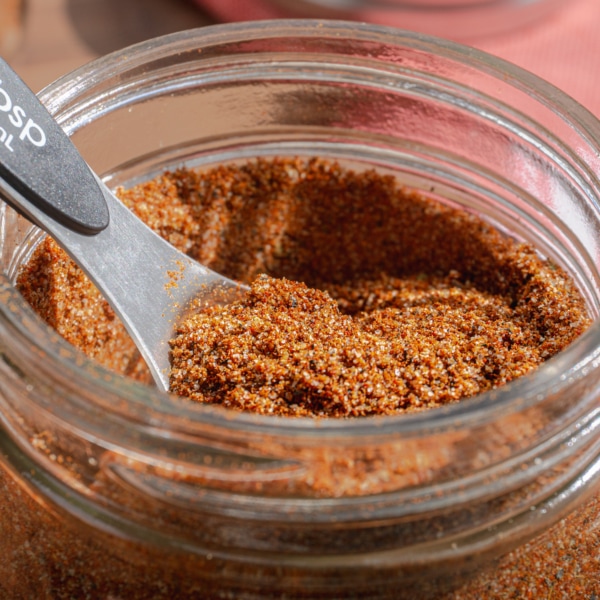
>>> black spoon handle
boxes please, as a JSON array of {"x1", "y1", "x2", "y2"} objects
[{"x1": 0, "y1": 58, "x2": 109, "y2": 234}]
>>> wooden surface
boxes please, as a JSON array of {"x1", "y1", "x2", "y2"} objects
[
  {"x1": 0, "y1": 0, "x2": 22, "y2": 58},
  {"x1": 6, "y1": 0, "x2": 214, "y2": 92}
]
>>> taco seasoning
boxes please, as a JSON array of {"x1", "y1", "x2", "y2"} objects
[
  {"x1": 12, "y1": 156, "x2": 599, "y2": 599},
  {"x1": 18, "y1": 157, "x2": 590, "y2": 416}
]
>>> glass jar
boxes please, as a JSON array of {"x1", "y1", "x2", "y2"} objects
[
  {"x1": 1, "y1": 19, "x2": 600, "y2": 600},
  {"x1": 195, "y1": 0, "x2": 566, "y2": 40}
]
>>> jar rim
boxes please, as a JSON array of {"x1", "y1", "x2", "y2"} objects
[{"x1": 8, "y1": 18, "x2": 600, "y2": 439}]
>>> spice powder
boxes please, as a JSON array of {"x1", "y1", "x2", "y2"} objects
[{"x1": 17, "y1": 156, "x2": 591, "y2": 416}]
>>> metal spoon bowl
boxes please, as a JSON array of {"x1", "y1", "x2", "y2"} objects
[{"x1": 0, "y1": 58, "x2": 247, "y2": 391}]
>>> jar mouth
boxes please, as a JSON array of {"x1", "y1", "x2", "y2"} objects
[{"x1": 6, "y1": 19, "x2": 600, "y2": 439}]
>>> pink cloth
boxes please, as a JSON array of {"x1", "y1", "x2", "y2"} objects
[
  {"x1": 194, "y1": 0, "x2": 600, "y2": 117},
  {"x1": 479, "y1": 0, "x2": 600, "y2": 117}
]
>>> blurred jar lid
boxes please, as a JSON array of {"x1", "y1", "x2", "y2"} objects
[{"x1": 193, "y1": 0, "x2": 565, "y2": 40}]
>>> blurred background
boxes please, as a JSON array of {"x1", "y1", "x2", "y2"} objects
[
  {"x1": 3, "y1": 0, "x2": 212, "y2": 90},
  {"x1": 2, "y1": 0, "x2": 600, "y2": 116}
]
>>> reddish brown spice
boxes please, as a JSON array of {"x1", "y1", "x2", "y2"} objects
[
  {"x1": 17, "y1": 157, "x2": 591, "y2": 417},
  {"x1": 169, "y1": 272, "x2": 569, "y2": 417}
]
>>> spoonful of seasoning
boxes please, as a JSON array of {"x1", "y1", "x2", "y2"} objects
[{"x1": 0, "y1": 58, "x2": 246, "y2": 391}]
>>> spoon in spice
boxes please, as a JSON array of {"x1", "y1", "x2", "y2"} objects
[{"x1": 0, "y1": 58, "x2": 247, "y2": 391}]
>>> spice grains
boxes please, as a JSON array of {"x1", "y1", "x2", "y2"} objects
[
  {"x1": 169, "y1": 269, "x2": 583, "y2": 417},
  {"x1": 18, "y1": 157, "x2": 590, "y2": 417}
]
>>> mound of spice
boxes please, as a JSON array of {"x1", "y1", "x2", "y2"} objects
[
  {"x1": 169, "y1": 269, "x2": 585, "y2": 417},
  {"x1": 17, "y1": 157, "x2": 591, "y2": 417}
]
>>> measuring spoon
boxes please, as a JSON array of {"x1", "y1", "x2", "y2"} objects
[{"x1": 0, "y1": 58, "x2": 246, "y2": 391}]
